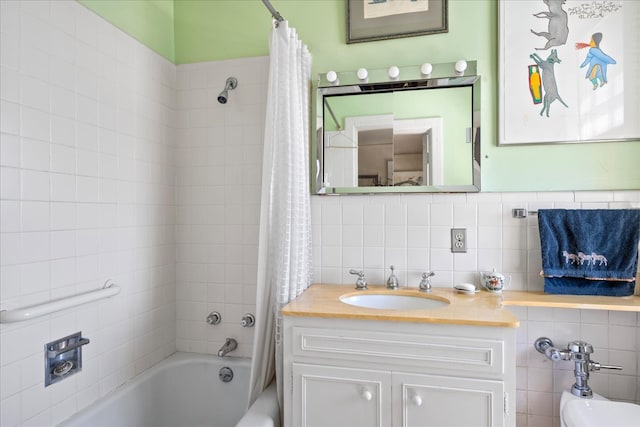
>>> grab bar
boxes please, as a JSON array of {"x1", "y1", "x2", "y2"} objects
[{"x1": 0, "y1": 281, "x2": 120, "y2": 324}]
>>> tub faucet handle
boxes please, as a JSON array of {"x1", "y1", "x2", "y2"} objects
[
  {"x1": 349, "y1": 269, "x2": 368, "y2": 290},
  {"x1": 207, "y1": 311, "x2": 221, "y2": 325},
  {"x1": 241, "y1": 313, "x2": 255, "y2": 327}
]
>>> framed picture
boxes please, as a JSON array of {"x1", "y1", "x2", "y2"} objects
[
  {"x1": 498, "y1": 0, "x2": 640, "y2": 145},
  {"x1": 347, "y1": 0, "x2": 447, "y2": 44}
]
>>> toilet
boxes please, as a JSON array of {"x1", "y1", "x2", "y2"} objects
[{"x1": 560, "y1": 390, "x2": 640, "y2": 427}]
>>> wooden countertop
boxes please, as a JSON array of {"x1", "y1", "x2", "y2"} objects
[
  {"x1": 282, "y1": 285, "x2": 640, "y2": 328},
  {"x1": 281, "y1": 284, "x2": 520, "y2": 328},
  {"x1": 502, "y1": 291, "x2": 640, "y2": 312}
]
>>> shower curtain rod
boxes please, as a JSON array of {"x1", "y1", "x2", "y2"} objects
[{"x1": 261, "y1": 0, "x2": 285, "y2": 23}]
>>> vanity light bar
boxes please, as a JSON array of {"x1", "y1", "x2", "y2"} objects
[{"x1": 318, "y1": 61, "x2": 477, "y2": 88}]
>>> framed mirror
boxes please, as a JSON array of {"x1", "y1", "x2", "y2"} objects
[{"x1": 312, "y1": 63, "x2": 481, "y2": 194}]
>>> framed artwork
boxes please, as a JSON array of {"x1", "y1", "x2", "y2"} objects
[
  {"x1": 347, "y1": 0, "x2": 447, "y2": 44},
  {"x1": 498, "y1": 0, "x2": 640, "y2": 145}
]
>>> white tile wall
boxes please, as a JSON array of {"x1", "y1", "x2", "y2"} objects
[
  {"x1": 0, "y1": 2, "x2": 176, "y2": 426},
  {"x1": 311, "y1": 191, "x2": 640, "y2": 427},
  {"x1": 174, "y1": 57, "x2": 268, "y2": 358}
]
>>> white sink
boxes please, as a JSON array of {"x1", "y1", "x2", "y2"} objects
[
  {"x1": 339, "y1": 293, "x2": 449, "y2": 310},
  {"x1": 561, "y1": 391, "x2": 640, "y2": 427}
]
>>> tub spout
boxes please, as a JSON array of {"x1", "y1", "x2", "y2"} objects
[{"x1": 218, "y1": 338, "x2": 238, "y2": 357}]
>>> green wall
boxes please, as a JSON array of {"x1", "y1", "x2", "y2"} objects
[
  {"x1": 82, "y1": 0, "x2": 640, "y2": 192},
  {"x1": 79, "y1": 0, "x2": 175, "y2": 62}
]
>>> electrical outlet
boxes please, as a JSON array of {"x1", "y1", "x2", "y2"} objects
[{"x1": 451, "y1": 228, "x2": 467, "y2": 253}]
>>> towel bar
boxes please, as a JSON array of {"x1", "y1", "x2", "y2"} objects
[
  {"x1": 512, "y1": 208, "x2": 538, "y2": 218},
  {"x1": 0, "y1": 280, "x2": 120, "y2": 324}
]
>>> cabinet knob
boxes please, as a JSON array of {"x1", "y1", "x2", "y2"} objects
[
  {"x1": 411, "y1": 394, "x2": 423, "y2": 407},
  {"x1": 361, "y1": 389, "x2": 373, "y2": 401}
]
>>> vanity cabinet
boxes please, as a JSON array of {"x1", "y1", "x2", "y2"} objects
[
  {"x1": 292, "y1": 364, "x2": 391, "y2": 427},
  {"x1": 283, "y1": 317, "x2": 515, "y2": 427},
  {"x1": 392, "y1": 372, "x2": 505, "y2": 427}
]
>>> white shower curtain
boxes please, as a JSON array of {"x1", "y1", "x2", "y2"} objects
[{"x1": 248, "y1": 20, "x2": 312, "y2": 411}]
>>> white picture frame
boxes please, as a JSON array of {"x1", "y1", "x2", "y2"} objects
[{"x1": 498, "y1": 0, "x2": 639, "y2": 145}]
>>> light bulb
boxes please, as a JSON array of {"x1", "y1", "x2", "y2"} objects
[
  {"x1": 454, "y1": 60, "x2": 467, "y2": 76},
  {"x1": 388, "y1": 66, "x2": 400, "y2": 80},
  {"x1": 356, "y1": 68, "x2": 368, "y2": 82},
  {"x1": 326, "y1": 70, "x2": 338, "y2": 85},
  {"x1": 420, "y1": 63, "x2": 433, "y2": 76}
]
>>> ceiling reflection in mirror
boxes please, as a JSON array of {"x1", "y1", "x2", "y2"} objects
[{"x1": 312, "y1": 63, "x2": 481, "y2": 194}]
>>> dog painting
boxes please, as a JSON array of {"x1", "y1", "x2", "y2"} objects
[
  {"x1": 500, "y1": 0, "x2": 636, "y2": 144},
  {"x1": 529, "y1": 49, "x2": 569, "y2": 117}
]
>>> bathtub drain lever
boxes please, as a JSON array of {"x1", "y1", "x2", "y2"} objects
[{"x1": 219, "y1": 366, "x2": 234, "y2": 383}]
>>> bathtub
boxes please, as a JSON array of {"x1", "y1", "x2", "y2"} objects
[{"x1": 57, "y1": 352, "x2": 280, "y2": 427}]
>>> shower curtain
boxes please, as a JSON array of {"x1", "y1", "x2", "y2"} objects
[{"x1": 248, "y1": 20, "x2": 312, "y2": 411}]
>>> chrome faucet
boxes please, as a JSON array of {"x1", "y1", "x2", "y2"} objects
[
  {"x1": 348, "y1": 269, "x2": 368, "y2": 290},
  {"x1": 419, "y1": 271, "x2": 435, "y2": 292},
  {"x1": 218, "y1": 338, "x2": 238, "y2": 357},
  {"x1": 386, "y1": 265, "x2": 399, "y2": 289},
  {"x1": 535, "y1": 337, "x2": 622, "y2": 398}
]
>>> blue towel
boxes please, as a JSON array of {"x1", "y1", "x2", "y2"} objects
[{"x1": 538, "y1": 209, "x2": 640, "y2": 296}]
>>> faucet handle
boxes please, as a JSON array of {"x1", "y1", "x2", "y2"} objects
[
  {"x1": 419, "y1": 271, "x2": 435, "y2": 292},
  {"x1": 349, "y1": 269, "x2": 367, "y2": 290}
]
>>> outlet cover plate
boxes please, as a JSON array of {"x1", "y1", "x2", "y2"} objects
[{"x1": 451, "y1": 228, "x2": 467, "y2": 253}]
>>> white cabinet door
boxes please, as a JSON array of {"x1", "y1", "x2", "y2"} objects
[
  {"x1": 393, "y1": 372, "x2": 505, "y2": 427},
  {"x1": 292, "y1": 363, "x2": 392, "y2": 427}
]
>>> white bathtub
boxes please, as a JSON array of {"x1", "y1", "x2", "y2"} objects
[{"x1": 57, "y1": 352, "x2": 279, "y2": 427}]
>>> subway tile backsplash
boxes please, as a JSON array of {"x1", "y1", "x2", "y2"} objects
[
  {"x1": 1, "y1": 1, "x2": 639, "y2": 427},
  {"x1": 311, "y1": 193, "x2": 640, "y2": 292}
]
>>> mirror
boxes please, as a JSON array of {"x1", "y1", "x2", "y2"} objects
[{"x1": 312, "y1": 63, "x2": 481, "y2": 194}]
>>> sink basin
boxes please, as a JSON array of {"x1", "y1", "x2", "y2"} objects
[
  {"x1": 561, "y1": 391, "x2": 640, "y2": 427},
  {"x1": 339, "y1": 293, "x2": 449, "y2": 310}
]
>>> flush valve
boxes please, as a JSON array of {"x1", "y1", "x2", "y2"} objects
[
  {"x1": 534, "y1": 337, "x2": 622, "y2": 398},
  {"x1": 534, "y1": 336, "x2": 571, "y2": 361}
]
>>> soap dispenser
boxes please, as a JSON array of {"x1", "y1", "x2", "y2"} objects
[{"x1": 386, "y1": 265, "x2": 399, "y2": 289}]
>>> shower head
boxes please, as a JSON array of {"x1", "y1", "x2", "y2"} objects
[{"x1": 217, "y1": 77, "x2": 238, "y2": 104}]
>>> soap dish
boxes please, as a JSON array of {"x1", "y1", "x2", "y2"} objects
[{"x1": 454, "y1": 283, "x2": 478, "y2": 294}]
